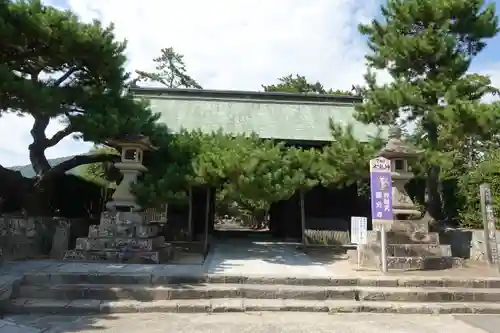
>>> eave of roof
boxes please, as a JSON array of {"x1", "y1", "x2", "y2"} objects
[{"x1": 129, "y1": 87, "x2": 362, "y2": 105}]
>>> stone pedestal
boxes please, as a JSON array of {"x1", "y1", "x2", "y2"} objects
[
  {"x1": 348, "y1": 126, "x2": 464, "y2": 270},
  {"x1": 350, "y1": 219, "x2": 463, "y2": 270},
  {"x1": 63, "y1": 211, "x2": 172, "y2": 263}
]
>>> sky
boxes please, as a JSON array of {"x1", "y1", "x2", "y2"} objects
[{"x1": 2, "y1": 0, "x2": 500, "y2": 167}]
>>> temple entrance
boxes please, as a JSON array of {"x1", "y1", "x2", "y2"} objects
[
  {"x1": 212, "y1": 195, "x2": 276, "y2": 241},
  {"x1": 163, "y1": 184, "x2": 367, "y2": 258}
]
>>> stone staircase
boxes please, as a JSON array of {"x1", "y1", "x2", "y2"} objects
[{"x1": 5, "y1": 272, "x2": 500, "y2": 314}]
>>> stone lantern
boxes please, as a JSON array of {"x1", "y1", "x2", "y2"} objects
[
  {"x1": 348, "y1": 126, "x2": 463, "y2": 270},
  {"x1": 105, "y1": 135, "x2": 157, "y2": 212},
  {"x1": 63, "y1": 135, "x2": 173, "y2": 263},
  {"x1": 378, "y1": 126, "x2": 422, "y2": 220}
]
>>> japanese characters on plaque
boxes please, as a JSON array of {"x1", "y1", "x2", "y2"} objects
[
  {"x1": 480, "y1": 183, "x2": 500, "y2": 267},
  {"x1": 369, "y1": 157, "x2": 393, "y2": 225},
  {"x1": 350, "y1": 216, "x2": 368, "y2": 245}
]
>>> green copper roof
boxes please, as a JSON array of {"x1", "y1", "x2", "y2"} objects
[{"x1": 130, "y1": 87, "x2": 385, "y2": 142}]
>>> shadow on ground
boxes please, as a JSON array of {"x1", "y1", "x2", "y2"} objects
[
  {"x1": 4, "y1": 314, "x2": 123, "y2": 332},
  {"x1": 205, "y1": 238, "x2": 345, "y2": 275}
]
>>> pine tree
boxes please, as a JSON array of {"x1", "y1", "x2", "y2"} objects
[
  {"x1": 356, "y1": 0, "x2": 500, "y2": 220},
  {"x1": 135, "y1": 47, "x2": 202, "y2": 89}
]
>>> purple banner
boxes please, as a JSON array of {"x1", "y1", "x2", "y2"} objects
[{"x1": 369, "y1": 157, "x2": 393, "y2": 223}]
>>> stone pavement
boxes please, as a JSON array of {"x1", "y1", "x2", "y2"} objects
[
  {"x1": 205, "y1": 240, "x2": 331, "y2": 277},
  {"x1": 1, "y1": 313, "x2": 496, "y2": 333}
]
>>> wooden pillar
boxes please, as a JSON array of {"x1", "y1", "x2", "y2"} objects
[
  {"x1": 203, "y1": 187, "x2": 211, "y2": 255},
  {"x1": 187, "y1": 186, "x2": 193, "y2": 240},
  {"x1": 300, "y1": 190, "x2": 306, "y2": 248}
]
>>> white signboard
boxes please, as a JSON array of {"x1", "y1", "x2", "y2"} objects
[{"x1": 351, "y1": 216, "x2": 368, "y2": 245}]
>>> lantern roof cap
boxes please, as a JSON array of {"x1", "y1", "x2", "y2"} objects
[
  {"x1": 105, "y1": 135, "x2": 158, "y2": 151},
  {"x1": 378, "y1": 125, "x2": 421, "y2": 158}
]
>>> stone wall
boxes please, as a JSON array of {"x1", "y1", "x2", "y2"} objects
[
  {"x1": 438, "y1": 229, "x2": 500, "y2": 261},
  {"x1": 0, "y1": 216, "x2": 74, "y2": 262}
]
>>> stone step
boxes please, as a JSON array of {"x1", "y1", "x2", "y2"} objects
[
  {"x1": 15, "y1": 284, "x2": 356, "y2": 301},
  {"x1": 6, "y1": 298, "x2": 500, "y2": 314},
  {"x1": 20, "y1": 272, "x2": 500, "y2": 288},
  {"x1": 14, "y1": 284, "x2": 500, "y2": 302}
]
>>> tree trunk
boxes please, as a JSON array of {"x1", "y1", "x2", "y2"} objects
[
  {"x1": 425, "y1": 122, "x2": 444, "y2": 221},
  {"x1": 28, "y1": 143, "x2": 51, "y2": 176}
]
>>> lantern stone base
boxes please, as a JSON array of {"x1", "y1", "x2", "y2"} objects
[
  {"x1": 348, "y1": 219, "x2": 465, "y2": 270},
  {"x1": 348, "y1": 250, "x2": 465, "y2": 270},
  {"x1": 63, "y1": 211, "x2": 172, "y2": 264},
  {"x1": 63, "y1": 248, "x2": 173, "y2": 264}
]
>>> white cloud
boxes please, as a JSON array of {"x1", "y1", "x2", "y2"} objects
[
  {"x1": 1, "y1": 0, "x2": 380, "y2": 167},
  {"x1": 67, "y1": 0, "x2": 379, "y2": 91}
]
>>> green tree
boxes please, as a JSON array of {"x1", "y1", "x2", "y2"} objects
[
  {"x1": 262, "y1": 74, "x2": 357, "y2": 96},
  {"x1": 355, "y1": 0, "x2": 500, "y2": 220},
  {"x1": 135, "y1": 47, "x2": 202, "y2": 89},
  {"x1": 79, "y1": 146, "x2": 120, "y2": 187},
  {"x1": 217, "y1": 136, "x2": 311, "y2": 225},
  {"x1": 262, "y1": 75, "x2": 383, "y2": 191},
  {"x1": 132, "y1": 128, "x2": 202, "y2": 208},
  {"x1": 0, "y1": 0, "x2": 156, "y2": 213},
  {"x1": 320, "y1": 122, "x2": 385, "y2": 188},
  {"x1": 458, "y1": 149, "x2": 500, "y2": 228}
]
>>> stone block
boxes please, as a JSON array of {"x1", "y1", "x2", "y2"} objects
[
  {"x1": 211, "y1": 298, "x2": 244, "y2": 312},
  {"x1": 63, "y1": 246, "x2": 173, "y2": 264},
  {"x1": 89, "y1": 223, "x2": 161, "y2": 238},
  {"x1": 348, "y1": 246, "x2": 464, "y2": 270},
  {"x1": 357, "y1": 287, "x2": 500, "y2": 302},
  {"x1": 99, "y1": 211, "x2": 118, "y2": 226},
  {"x1": 357, "y1": 243, "x2": 452, "y2": 257},
  {"x1": 390, "y1": 244, "x2": 451, "y2": 257},
  {"x1": 135, "y1": 225, "x2": 160, "y2": 237},
  {"x1": 389, "y1": 219, "x2": 429, "y2": 234},
  {"x1": 381, "y1": 231, "x2": 440, "y2": 244},
  {"x1": 386, "y1": 256, "x2": 465, "y2": 270},
  {"x1": 116, "y1": 212, "x2": 144, "y2": 224},
  {"x1": 75, "y1": 236, "x2": 165, "y2": 251},
  {"x1": 88, "y1": 224, "x2": 135, "y2": 238},
  {"x1": 50, "y1": 221, "x2": 70, "y2": 259}
]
